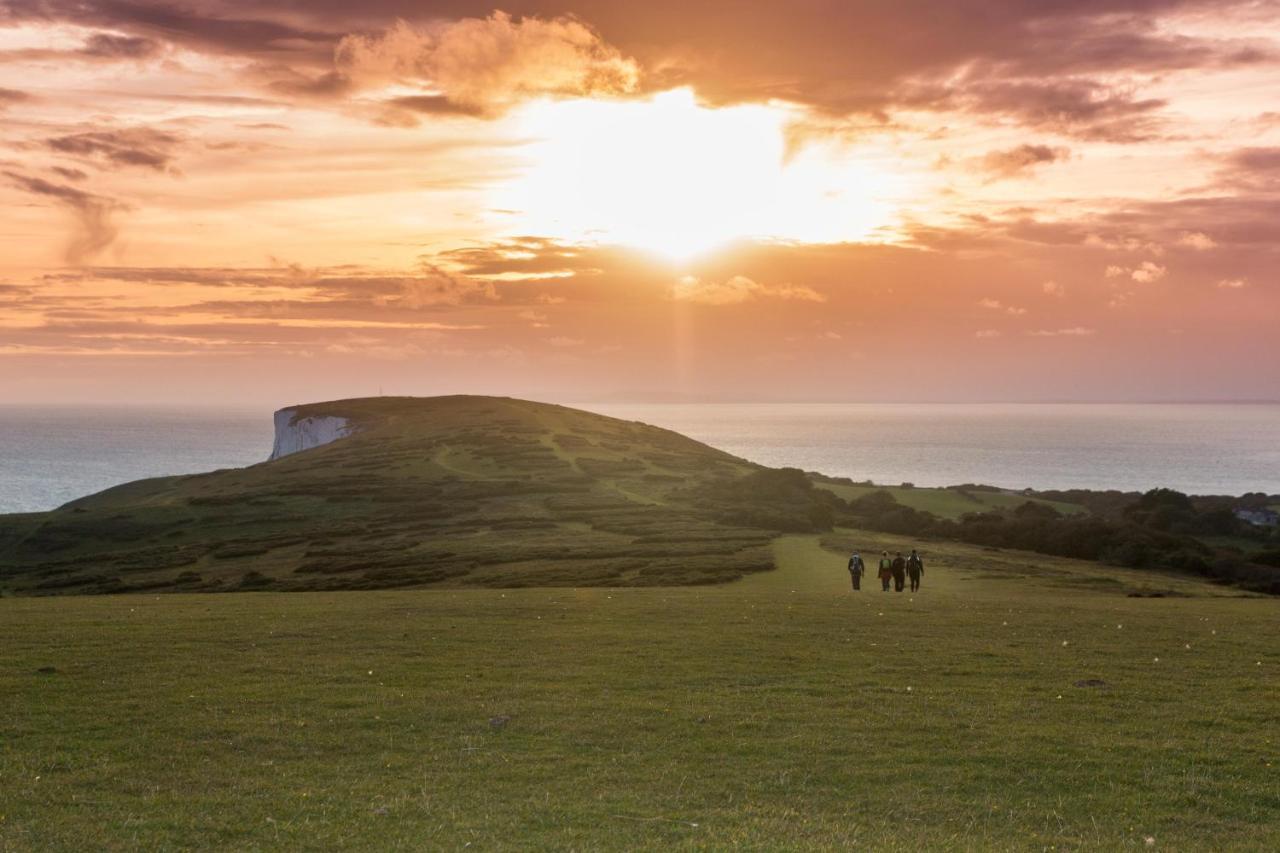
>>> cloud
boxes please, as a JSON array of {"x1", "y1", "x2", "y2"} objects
[
  {"x1": 946, "y1": 76, "x2": 1168, "y2": 142},
  {"x1": 49, "y1": 166, "x2": 89, "y2": 182},
  {"x1": 1106, "y1": 261, "x2": 1167, "y2": 282},
  {"x1": 383, "y1": 94, "x2": 488, "y2": 118},
  {"x1": 78, "y1": 32, "x2": 164, "y2": 60},
  {"x1": 0, "y1": 0, "x2": 336, "y2": 63},
  {"x1": 975, "y1": 329, "x2": 1001, "y2": 338},
  {"x1": 1177, "y1": 231, "x2": 1217, "y2": 250},
  {"x1": 5, "y1": 31, "x2": 167, "y2": 63},
  {"x1": 978, "y1": 144, "x2": 1070, "y2": 178},
  {"x1": 3, "y1": 171, "x2": 120, "y2": 263},
  {"x1": 0, "y1": 87, "x2": 31, "y2": 108},
  {"x1": 671, "y1": 275, "x2": 826, "y2": 305},
  {"x1": 978, "y1": 298, "x2": 1026, "y2": 315},
  {"x1": 45, "y1": 128, "x2": 184, "y2": 173},
  {"x1": 1217, "y1": 278, "x2": 1248, "y2": 289},
  {"x1": 1226, "y1": 146, "x2": 1280, "y2": 172},
  {"x1": 1042, "y1": 280, "x2": 1065, "y2": 297},
  {"x1": 335, "y1": 12, "x2": 639, "y2": 114},
  {"x1": 1027, "y1": 327, "x2": 1097, "y2": 337},
  {"x1": 371, "y1": 264, "x2": 496, "y2": 308},
  {"x1": 1131, "y1": 261, "x2": 1167, "y2": 283},
  {"x1": 1218, "y1": 146, "x2": 1280, "y2": 188}
]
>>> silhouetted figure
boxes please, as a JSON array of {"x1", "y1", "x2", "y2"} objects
[
  {"x1": 878, "y1": 551, "x2": 893, "y2": 591},
  {"x1": 847, "y1": 551, "x2": 865, "y2": 590},
  {"x1": 892, "y1": 552, "x2": 907, "y2": 592},
  {"x1": 907, "y1": 549, "x2": 924, "y2": 592}
]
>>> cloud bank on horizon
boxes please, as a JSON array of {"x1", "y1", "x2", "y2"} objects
[{"x1": 0, "y1": 0, "x2": 1277, "y2": 403}]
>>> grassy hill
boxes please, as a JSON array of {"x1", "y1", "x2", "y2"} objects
[
  {"x1": 811, "y1": 478, "x2": 1085, "y2": 520},
  {"x1": 1, "y1": 530, "x2": 1275, "y2": 849},
  {"x1": 0, "y1": 396, "x2": 823, "y2": 595}
]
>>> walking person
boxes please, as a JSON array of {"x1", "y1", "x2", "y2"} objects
[
  {"x1": 878, "y1": 551, "x2": 893, "y2": 591},
  {"x1": 891, "y1": 552, "x2": 907, "y2": 592},
  {"x1": 907, "y1": 549, "x2": 924, "y2": 592},
  {"x1": 847, "y1": 551, "x2": 865, "y2": 591}
]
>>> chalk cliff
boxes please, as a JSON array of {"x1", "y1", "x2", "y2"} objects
[{"x1": 269, "y1": 408, "x2": 352, "y2": 460}]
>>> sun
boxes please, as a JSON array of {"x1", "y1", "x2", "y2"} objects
[{"x1": 493, "y1": 88, "x2": 904, "y2": 261}]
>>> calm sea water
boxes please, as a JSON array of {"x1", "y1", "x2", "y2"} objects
[
  {"x1": 0, "y1": 407, "x2": 273, "y2": 515},
  {"x1": 0, "y1": 403, "x2": 1277, "y2": 514}
]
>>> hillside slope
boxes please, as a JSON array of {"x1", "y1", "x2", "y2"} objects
[{"x1": 0, "y1": 396, "x2": 839, "y2": 594}]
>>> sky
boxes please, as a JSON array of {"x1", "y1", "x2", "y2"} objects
[{"x1": 1, "y1": 0, "x2": 1278, "y2": 405}]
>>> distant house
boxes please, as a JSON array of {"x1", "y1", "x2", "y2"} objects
[{"x1": 1234, "y1": 508, "x2": 1280, "y2": 527}]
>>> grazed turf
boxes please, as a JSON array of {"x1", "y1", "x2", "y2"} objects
[
  {"x1": 814, "y1": 481, "x2": 1084, "y2": 521},
  {"x1": 2, "y1": 531, "x2": 1275, "y2": 850}
]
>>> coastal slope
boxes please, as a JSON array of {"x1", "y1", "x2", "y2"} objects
[{"x1": 0, "y1": 396, "x2": 839, "y2": 594}]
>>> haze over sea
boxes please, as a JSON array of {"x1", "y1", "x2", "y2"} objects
[{"x1": 0, "y1": 403, "x2": 1277, "y2": 514}]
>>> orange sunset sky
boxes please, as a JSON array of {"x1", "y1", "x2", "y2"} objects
[{"x1": 1, "y1": 1, "x2": 1278, "y2": 404}]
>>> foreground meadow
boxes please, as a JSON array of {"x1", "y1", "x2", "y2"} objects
[{"x1": 1, "y1": 531, "x2": 1276, "y2": 850}]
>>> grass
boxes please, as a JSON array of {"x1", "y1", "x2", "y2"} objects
[
  {"x1": 2, "y1": 530, "x2": 1276, "y2": 850},
  {"x1": 813, "y1": 481, "x2": 1085, "y2": 521}
]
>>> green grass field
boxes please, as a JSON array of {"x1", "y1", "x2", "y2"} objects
[
  {"x1": 3, "y1": 530, "x2": 1275, "y2": 850},
  {"x1": 813, "y1": 481, "x2": 1085, "y2": 521}
]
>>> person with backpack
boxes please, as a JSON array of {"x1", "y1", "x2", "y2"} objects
[
  {"x1": 877, "y1": 551, "x2": 893, "y2": 591},
  {"x1": 847, "y1": 551, "x2": 865, "y2": 591},
  {"x1": 891, "y1": 552, "x2": 907, "y2": 592},
  {"x1": 907, "y1": 549, "x2": 925, "y2": 592}
]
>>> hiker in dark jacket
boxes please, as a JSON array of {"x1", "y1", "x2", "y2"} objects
[
  {"x1": 891, "y1": 552, "x2": 907, "y2": 592},
  {"x1": 878, "y1": 551, "x2": 893, "y2": 591},
  {"x1": 847, "y1": 552, "x2": 865, "y2": 591},
  {"x1": 907, "y1": 549, "x2": 924, "y2": 592}
]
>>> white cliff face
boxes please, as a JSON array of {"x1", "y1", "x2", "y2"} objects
[{"x1": 269, "y1": 408, "x2": 353, "y2": 461}]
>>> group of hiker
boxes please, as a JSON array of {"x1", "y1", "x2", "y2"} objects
[{"x1": 845, "y1": 550, "x2": 924, "y2": 592}]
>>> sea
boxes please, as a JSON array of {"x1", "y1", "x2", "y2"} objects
[{"x1": 0, "y1": 403, "x2": 1277, "y2": 515}]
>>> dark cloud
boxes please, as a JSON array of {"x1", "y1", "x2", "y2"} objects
[
  {"x1": 49, "y1": 166, "x2": 89, "y2": 181},
  {"x1": 371, "y1": 95, "x2": 487, "y2": 127},
  {"x1": 1, "y1": 0, "x2": 337, "y2": 61},
  {"x1": 68, "y1": 263, "x2": 499, "y2": 307},
  {"x1": 5, "y1": 1, "x2": 1270, "y2": 130},
  {"x1": 45, "y1": 127, "x2": 184, "y2": 172},
  {"x1": 1212, "y1": 146, "x2": 1280, "y2": 190},
  {"x1": 940, "y1": 77, "x2": 1169, "y2": 141},
  {"x1": 1226, "y1": 146, "x2": 1280, "y2": 172},
  {"x1": 978, "y1": 143, "x2": 1071, "y2": 178},
  {"x1": 79, "y1": 32, "x2": 163, "y2": 58},
  {"x1": 3, "y1": 171, "x2": 121, "y2": 263},
  {"x1": 0, "y1": 86, "x2": 31, "y2": 108},
  {"x1": 263, "y1": 67, "x2": 354, "y2": 98}
]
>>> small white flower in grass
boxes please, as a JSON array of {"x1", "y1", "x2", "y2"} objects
[
  {"x1": 1184, "y1": 644, "x2": 1191, "y2": 650},
  {"x1": 1153, "y1": 657, "x2": 1160, "y2": 663},
  {"x1": 906, "y1": 686, "x2": 912, "y2": 692},
  {"x1": 368, "y1": 670, "x2": 373, "y2": 675},
  {"x1": 1062, "y1": 640, "x2": 1069, "y2": 647},
  {"x1": 1056, "y1": 695, "x2": 1063, "y2": 700},
  {"x1": 1117, "y1": 625, "x2": 1123, "y2": 629},
  {"x1": 1144, "y1": 837, "x2": 1156, "y2": 847},
  {"x1": 1211, "y1": 630, "x2": 1216, "y2": 635},
  {"x1": 1002, "y1": 621, "x2": 1008, "y2": 626}
]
